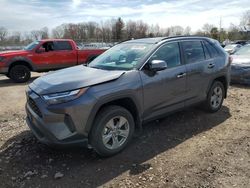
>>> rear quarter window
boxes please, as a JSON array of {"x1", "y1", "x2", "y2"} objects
[{"x1": 203, "y1": 40, "x2": 220, "y2": 58}]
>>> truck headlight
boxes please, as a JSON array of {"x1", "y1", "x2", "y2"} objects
[{"x1": 42, "y1": 88, "x2": 88, "y2": 105}]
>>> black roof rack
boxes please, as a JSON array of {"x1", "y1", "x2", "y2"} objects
[{"x1": 160, "y1": 35, "x2": 207, "y2": 41}]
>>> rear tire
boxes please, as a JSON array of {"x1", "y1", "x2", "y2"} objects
[
  {"x1": 90, "y1": 105, "x2": 135, "y2": 157},
  {"x1": 9, "y1": 65, "x2": 31, "y2": 83},
  {"x1": 203, "y1": 81, "x2": 225, "y2": 113}
]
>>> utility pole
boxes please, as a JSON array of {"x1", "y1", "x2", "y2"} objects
[{"x1": 219, "y1": 17, "x2": 222, "y2": 42}]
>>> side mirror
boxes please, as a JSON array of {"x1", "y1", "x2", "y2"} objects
[
  {"x1": 148, "y1": 60, "x2": 167, "y2": 71},
  {"x1": 36, "y1": 48, "x2": 45, "y2": 53}
]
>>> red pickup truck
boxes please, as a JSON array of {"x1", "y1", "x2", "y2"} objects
[{"x1": 0, "y1": 39, "x2": 106, "y2": 82}]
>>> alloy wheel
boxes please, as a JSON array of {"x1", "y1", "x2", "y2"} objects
[
  {"x1": 102, "y1": 116, "x2": 130, "y2": 150},
  {"x1": 210, "y1": 86, "x2": 223, "y2": 109}
]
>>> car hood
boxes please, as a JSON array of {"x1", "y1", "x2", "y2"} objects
[
  {"x1": 231, "y1": 55, "x2": 250, "y2": 66},
  {"x1": 29, "y1": 65, "x2": 125, "y2": 95},
  {"x1": 0, "y1": 50, "x2": 28, "y2": 56}
]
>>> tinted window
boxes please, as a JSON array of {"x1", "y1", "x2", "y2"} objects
[
  {"x1": 54, "y1": 41, "x2": 72, "y2": 51},
  {"x1": 203, "y1": 41, "x2": 219, "y2": 57},
  {"x1": 150, "y1": 42, "x2": 181, "y2": 68},
  {"x1": 202, "y1": 41, "x2": 211, "y2": 59},
  {"x1": 182, "y1": 41, "x2": 205, "y2": 63},
  {"x1": 42, "y1": 42, "x2": 54, "y2": 52}
]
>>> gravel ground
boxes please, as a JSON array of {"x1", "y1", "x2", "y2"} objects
[{"x1": 0, "y1": 74, "x2": 249, "y2": 188}]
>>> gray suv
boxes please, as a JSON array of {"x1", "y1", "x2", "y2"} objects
[{"x1": 26, "y1": 36, "x2": 230, "y2": 156}]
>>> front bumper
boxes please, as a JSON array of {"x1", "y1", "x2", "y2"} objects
[
  {"x1": 230, "y1": 65, "x2": 250, "y2": 85},
  {"x1": 0, "y1": 64, "x2": 8, "y2": 74},
  {"x1": 25, "y1": 88, "x2": 96, "y2": 147}
]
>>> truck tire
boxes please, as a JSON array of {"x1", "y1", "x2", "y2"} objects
[
  {"x1": 9, "y1": 65, "x2": 31, "y2": 83},
  {"x1": 203, "y1": 81, "x2": 225, "y2": 113},
  {"x1": 90, "y1": 105, "x2": 135, "y2": 157}
]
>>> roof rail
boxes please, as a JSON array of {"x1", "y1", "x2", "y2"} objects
[{"x1": 160, "y1": 35, "x2": 207, "y2": 41}]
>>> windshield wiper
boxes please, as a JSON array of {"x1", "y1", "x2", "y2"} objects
[{"x1": 89, "y1": 66, "x2": 104, "y2": 70}]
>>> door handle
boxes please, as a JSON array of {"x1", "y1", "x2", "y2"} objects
[
  {"x1": 208, "y1": 63, "x2": 215, "y2": 69},
  {"x1": 177, "y1": 73, "x2": 186, "y2": 78}
]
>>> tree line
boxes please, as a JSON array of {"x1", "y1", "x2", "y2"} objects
[{"x1": 0, "y1": 10, "x2": 249, "y2": 46}]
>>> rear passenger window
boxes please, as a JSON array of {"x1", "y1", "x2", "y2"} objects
[
  {"x1": 54, "y1": 41, "x2": 72, "y2": 51},
  {"x1": 182, "y1": 41, "x2": 205, "y2": 63},
  {"x1": 203, "y1": 41, "x2": 219, "y2": 57}
]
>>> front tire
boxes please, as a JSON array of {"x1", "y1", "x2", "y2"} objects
[
  {"x1": 203, "y1": 81, "x2": 225, "y2": 113},
  {"x1": 9, "y1": 65, "x2": 31, "y2": 83},
  {"x1": 90, "y1": 105, "x2": 135, "y2": 157}
]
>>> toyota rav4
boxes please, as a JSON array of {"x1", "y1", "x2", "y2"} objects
[{"x1": 26, "y1": 36, "x2": 231, "y2": 156}]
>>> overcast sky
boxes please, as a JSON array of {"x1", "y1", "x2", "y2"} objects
[{"x1": 0, "y1": 0, "x2": 249, "y2": 32}]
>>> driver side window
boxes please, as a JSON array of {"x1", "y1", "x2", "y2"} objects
[
  {"x1": 150, "y1": 42, "x2": 181, "y2": 68},
  {"x1": 39, "y1": 42, "x2": 54, "y2": 52}
]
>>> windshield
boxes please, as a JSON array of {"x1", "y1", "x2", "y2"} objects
[
  {"x1": 89, "y1": 43, "x2": 153, "y2": 70},
  {"x1": 234, "y1": 45, "x2": 250, "y2": 55},
  {"x1": 224, "y1": 45, "x2": 236, "y2": 50},
  {"x1": 24, "y1": 41, "x2": 40, "y2": 50}
]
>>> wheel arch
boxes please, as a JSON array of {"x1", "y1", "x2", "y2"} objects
[
  {"x1": 9, "y1": 61, "x2": 33, "y2": 71},
  {"x1": 86, "y1": 96, "x2": 142, "y2": 137},
  {"x1": 207, "y1": 75, "x2": 228, "y2": 98},
  {"x1": 8, "y1": 56, "x2": 36, "y2": 72}
]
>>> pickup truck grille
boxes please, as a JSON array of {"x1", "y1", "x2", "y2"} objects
[{"x1": 28, "y1": 97, "x2": 42, "y2": 118}]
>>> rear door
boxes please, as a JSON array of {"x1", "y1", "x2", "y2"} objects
[
  {"x1": 180, "y1": 40, "x2": 216, "y2": 106},
  {"x1": 53, "y1": 41, "x2": 77, "y2": 68},
  {"x1": 140, "y1": 42, "x2": 187, "y2": 120}
]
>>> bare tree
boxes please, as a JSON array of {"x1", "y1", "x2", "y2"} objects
[
  {"x1": 195, "y1": 29, "x2": 205, "y2": 36},
  {"x1": 31, "y1": 30, "x2": 42, "y2": 40},
  {"x1": 8, "y1": 31, "x2": 21, "y2": 44},
  {"x1": 0, "y1": 27, "x2": 8, "y2": 42},
  {"x1": 240, "y1": 10, "x2": 250, "y2": 29},
  {"x1": 169, "y1": 26, "x2": 184, "y2": 36},
  {"x1": 86, "y1": 22, "x2": 98, "y2": 40},
  {"x1": 100, "y1": 20, "x2": 112, "y2": 42},
  {"x1": 40, "y1": 27, "x2": 49, "y2": 39},
  {"x1": 202, "y1": 23, "x2": 214, "y2": 36},
  {"x1": 52, "y1": 25, "x2": 65, "y2": 38},
  {"x1": 135, "y1": 20, "x2": 148, "y2": 38},
  {"x1": 228, "y1": 23, "x2": 241, "y2": 40},
  {"x1": 1, "y1": 14, "x2": 250, "y2": 46},
  {"x1": 126, "y1": 20, "x2": 137, "y2": 39},
  {"x1": 184, "y1": 26, "x2": 191, "y2": 35}
]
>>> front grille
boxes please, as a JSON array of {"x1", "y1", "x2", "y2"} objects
[{"x1": 28, "y1": 97, "x2": 42, "y2": 118}]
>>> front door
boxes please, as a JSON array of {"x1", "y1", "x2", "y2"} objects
[
  {"x1": 140, "y1": 42, "x2": 187, "y2": 120},
  {"x1": 32, "y1": 41, "x2": 55, "y2": 70}
]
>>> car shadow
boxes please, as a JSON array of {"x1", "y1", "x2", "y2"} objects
[
  {"x1": 0, "y1": 106, "x2": 231, "y2": 187},
  {"x1": 0, "y1": 76, "x2": 39, "y2": 87},
  {"x1": 230, "y1": 83, "x2": 250, "y2": 89}
]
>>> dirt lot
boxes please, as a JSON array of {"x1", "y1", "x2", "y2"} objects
[{"x1": 0, "y1": 74, "x2": 249, "y2": 188}]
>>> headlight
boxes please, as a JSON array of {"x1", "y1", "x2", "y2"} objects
[
  {"x1": 42, "y1": 88, "x2": 88, "y2": 105},
  {"x1": 0, "y1": 56, "x2": 5, "y2": 62}
]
